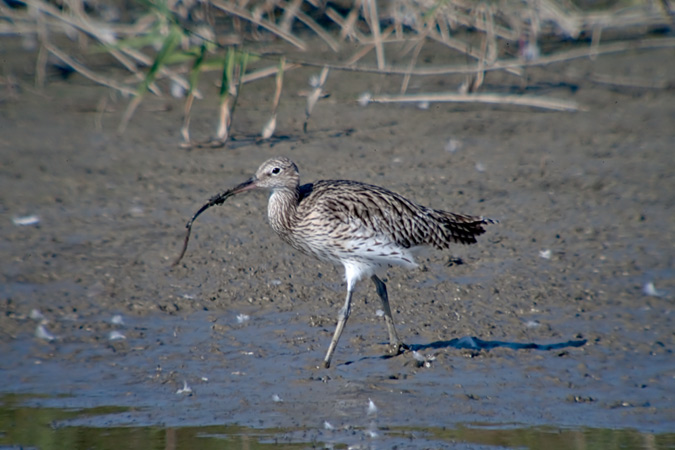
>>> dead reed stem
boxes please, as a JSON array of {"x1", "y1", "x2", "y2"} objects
[
  {"x1": 299, "y1": 38, "x2": 675, "y2": 77},
  {"x1": 5, "y1": 0, "x2": 674, "y2": 143},
  {"x1": 368, "y1": 92, "x2": 585, "y2": 112},
  {"x1": 209, "y1": 0, "x2": 307, "y2": 51},
  {"x1": 304, "y1": 66, "x2": 329, "y2": 133},
  {"x1": 293, "y1": 8, "x2": 340, "y2": 52},
  {"x1": 44, "y1": 42, "x2": 136, "y2": 95},
  {"x1": 364, "y1": 0, "x2": 385, "y2": 70}
]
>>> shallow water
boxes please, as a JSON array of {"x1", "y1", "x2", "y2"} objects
[
  {"x1": 2, "y1": 310, "x2": 674, "y2": 449},
  {"x1": 2, "y1": 393, "x2": 673, "y2": 450}
]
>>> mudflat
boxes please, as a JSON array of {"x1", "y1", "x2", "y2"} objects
[{"x1": 1, "y1": 36, "x2": 673, "y2": 447}]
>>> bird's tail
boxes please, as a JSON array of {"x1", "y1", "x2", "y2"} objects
[{"x1": 430, "y1": 211, "x2": 497, "y2": 248}]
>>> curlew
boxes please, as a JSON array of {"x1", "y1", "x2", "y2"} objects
[{"x1": 174, "y1": 157, "x2": 495, "y2": 368}]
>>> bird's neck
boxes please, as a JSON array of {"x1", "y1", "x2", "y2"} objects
[{"x1": 268, "y1": 186, "x2": 299, "y2": 235}]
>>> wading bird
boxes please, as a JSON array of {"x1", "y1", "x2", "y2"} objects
[{"x1": 174, "y1": 157, "x2": 495, "y2": 368}]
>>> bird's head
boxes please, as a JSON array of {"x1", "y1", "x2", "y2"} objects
[{"x1": 232, "y1": 156, "x2": 300, "y2": 193}]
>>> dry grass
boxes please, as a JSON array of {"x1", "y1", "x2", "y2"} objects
[{"x1": 2, "y1": 0, "x2": 673, "y2": 144}]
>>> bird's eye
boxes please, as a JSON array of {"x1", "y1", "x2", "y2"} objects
[{"x1": 271, "y1": 167, "x2": 281, "y2": 175}]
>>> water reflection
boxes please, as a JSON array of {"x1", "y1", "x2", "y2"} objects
[{"x1": 1, "y1": 394, "x2": 672, "y2": 450}]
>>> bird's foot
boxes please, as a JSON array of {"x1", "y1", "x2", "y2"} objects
[{"x1": 387, "y1": 342, "x2": 408, "y2": 356}]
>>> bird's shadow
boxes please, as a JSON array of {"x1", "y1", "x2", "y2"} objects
[
  {"x1": 343, "y1": 336, "x2": 587, "y2": 366},
  {"x1": 408, "y1": 336, "x2": 587, "y2": 353}
]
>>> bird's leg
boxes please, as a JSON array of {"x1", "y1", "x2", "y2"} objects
[
  {"x1": 371, "y1": 275, "x2": 405, "y2": 355},
  {"x1": 323, "y1": 287, "x2": 353, "y2": 368}
]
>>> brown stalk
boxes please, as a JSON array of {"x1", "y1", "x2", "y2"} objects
[
  {"x1": 243, "y1": 63, "x2": 300, "y2": 84},
  {"x1": 118, "y1": 95, "x2": 142, "y2": 134},
  {"x1": 35, "y1": 11, "x2": 47, "y2": 89},
  {"x1": 44, "y1": 42, "x2": 136, "y2": 95},
  {"x1": 180, "y1": 92, "x2": 195, "y2": 146},
  {"x1": 325, "y1": 6, "x2": 366, "y2": 43},
  {"x1": 120, "y1": 47, "x2": 200, "y2": 99},
  {"x1": 272, "y1": 58, "x2": 285, "y2": 112},
  {"x1": 293, "y1": 8, "x2": 340, "y2": 52},
  {"x1": 303, "y1": 38, "x2": 675, "y2": 77},
  {"x1": 369, "y1": 92, "x2": 585, "y2": 112},
  {"x1": 590, "y1": 25, "x2": 602, "y2": 61},
  {"x1": 401, "y1": 36, "x2": 426, "y2": 94},
  {"x1": 262, "y1": 57, "x2": 285, "y2": 140},
  {"x1": 303, "y1": 66, "x2": 329, "y2": 133},
  {"x1": 363, "y1": 0, "x2": 386, "y2": 70},
  {"x1": 345, "y1": 25, "x2": 394, "y2": 66},
  {"x1": 215, "y1": 96, "x2": 233, "y2": 143},
  {"x1": 279, "y1": 0, "x2": 303, "y2": 33},
  {"x1": 209, "y1": 0, "x2": 307, "y2": 51},
  {"x1": 424, "y1": 30, "x2": 523, "y2": 77},
  {"x1": 32, "y1": 0, "x2": 170, "y2": 94}
]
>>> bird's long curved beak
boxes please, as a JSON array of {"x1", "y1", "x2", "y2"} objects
[{"x1": 228, "y1": 176, "x2": 257, "y2": 195}]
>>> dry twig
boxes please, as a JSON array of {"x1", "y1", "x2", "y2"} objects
[{"x1": 368, "y1": 92, "x2": 585, "y2": 112}]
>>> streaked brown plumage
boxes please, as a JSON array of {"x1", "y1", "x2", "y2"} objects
[{"x1": 189, "y1": 156, "x2": 495, "y2": 368}]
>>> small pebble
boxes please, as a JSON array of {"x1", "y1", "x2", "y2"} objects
[
  {"x1": 170, "y1": 80, "x2": 186, "y2": 98},
  {"x1": 444, "y1": 138, "x2": 462, "y2": 153},
  {"x1": 367, "y1": 398, "x2": 377, "y2": 416},
  {"x1": 108, "y1": 331, "x2": 126, "y2": 341},
  {"x1": 35, "y1": 324, "x2": 55, "y2": 342},
  {"x1": 643, "y1": 282, "x2": 663, "y2": 297},
  {"x1": 309, "y1": 74, "x2": 321, "y2": 88},
  {"x1": 357, "y1": 92, "x2": 371, "y2": 107},
  {"x1": 412, "y1": 350, "x2": 425, "y2": 362},
  {"x1": 111, "y1": 314, "x2": 125, "y2": 325},
  {"x1": 12, "y1": 215, "x2": 40, "y2": 226},
  {"x1": 176, "y1": 380, "x2": 192, "y2": 395},
  {"x1": 236, "y1": 314, "x2": 250, "y2": 324},
  {"x1": 128, "y1": 206, "x2": 144, "y2": 217}
]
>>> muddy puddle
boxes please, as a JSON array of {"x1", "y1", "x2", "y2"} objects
[
  {"x1": 1, "y1": 33, "x2": 674, "y2": 449},
  {"x1": 1, "y1": 397, "x2": 672, "y2": 450},
  {"x1": 2, "y1": 310, "x2": 674, "y2": 449}
]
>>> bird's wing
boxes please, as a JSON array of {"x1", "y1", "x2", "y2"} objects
[{"x1": 297, "y1": 180, "x2": 493, "y2": 250}]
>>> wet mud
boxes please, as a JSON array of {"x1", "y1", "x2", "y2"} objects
[{"x1": 1, "y1": 36, "x2": 674, "y2": 448}]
